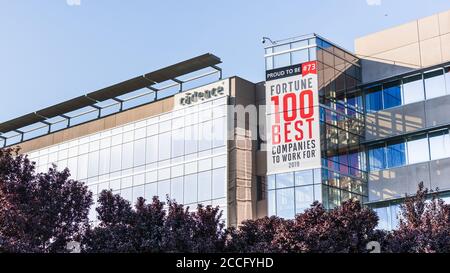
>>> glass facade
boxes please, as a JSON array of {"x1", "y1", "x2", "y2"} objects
[
  {"x1": 364, "y1": 64, "x2": 450, "y2": 229},
  {"x1": 28, "y1": 96, "x2": 229, "y2": 223},
  {"x1": 265, "y1": 35, "x2": 366, "y2": 218},
  {"x1": 267, "y1": 169, "x2": 322, "y2": 218},
  {"x1": 372, "y1": 192, "x2": 450, "y2": 230},
  {"x1": 316, "y1": 37, "x2": 367, "y2": 209},
  {"x1": 364, "y1": 66, "x2": 450, "y2": 112},
  {"x1": 367, "y1": 129, "x2": 450, "y2": 171},
  {"x1": 265, "y1": 37, "x2": 317, "y2": 70}
]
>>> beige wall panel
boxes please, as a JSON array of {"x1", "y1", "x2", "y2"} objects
[
  {"x1": 372, "y1": 43, "x2": 421, "y2": 67},
  {"x1": 418, "y1": 14, "x2": 440, "y2": 40},
  {"x1": 438, "y1": 10, "x2": 450, "y2": 35},
  {"x1": 52, "y1": 131, "x2": 66, "y2": 145},
  {"x1": 441, "y1": 33, "x2": 450, "y2": 62},
  {"x1": 236, "y1": 202, "x2": 253, "y2": 226},
  {"x1": 20, "y1": 134, "x2": 54, "y2": 153},
  {"x1": 86, "y1": 119, "x2": 106, "y2": 135},
  {"x1": 420, "y1": 37, "x2": 443, "y2": 67},
  {"x1": 103, "y1": 115, "x2": 117, "y2": 130},
  {"x1": 162, "y1": 97, "x2": 174, "y2": 112},
  {"x1": 355, "y1": 21, "x2": 419, "y2": 56}
]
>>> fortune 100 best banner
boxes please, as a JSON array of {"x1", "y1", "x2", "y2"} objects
[{"x1": 265, "y1": 61, "x2": 321, "y2": 175}]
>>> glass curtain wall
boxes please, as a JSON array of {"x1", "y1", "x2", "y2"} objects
[
  {"x1": 28, "y1": 96, "x2": 229, "y2": 224},
  {"x1": 367, "y1": 128, "x2": 450, "y2": 171},
  {"x1": 265, "y1": 36, "x2": 366, "y2": 218},
  {"x1": 363, "y1": 65, "x2": 450, "y2": 112},
  {"x1": 316, "y1": 37, "x2": 367, "y2": 209}
]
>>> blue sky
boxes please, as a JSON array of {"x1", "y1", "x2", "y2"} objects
[{"x1": 0, "y1": 0, "x2": 449, "y2": 123}]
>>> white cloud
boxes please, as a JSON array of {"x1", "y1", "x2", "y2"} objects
[
  {"x1": 366, "y1": 0, "x2": 382, "y2": 6},
  {"x1": 67, "y1": 0, "x2": 81, "y2": 6}
]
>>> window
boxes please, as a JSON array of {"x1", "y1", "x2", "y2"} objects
[
  {"x1": 121, "y1": 188, "x2": 132, "y2": 203},
  {"x1": 276, "y1": 172, "x2": 294, "y2": 188},
  {"x1": 198, "y1": 121, "x2": 212, "y2": 151},
  {"x1": 87, "y1": 151, "x2": 99, "y2": 178},
  {"x1": 121, "y1": 176, "x2": 132, "y2": 188},
  {"x1": 403, "y1": 74, "x2": 424, "y2": 104},
  {"x1": 146, "y1": 135, "x2": 158, "y2": 163},
  {"x1": 295, "y1": 170, "x2": 314, "y2": 186},
  {"x1": 429, "y1": 129, "x2": 450, "y2": 160},
  {"x1": 144, "y1": 182, "x2": 157, "y2": 201},
  {"x1": 212, "y1": 117, "x2": 226, "y2": 148},
  {"x1": 365, "y1": 85, "x2": 383, "y2": 112},
  {"x1": 77, "y1": 154, "x2": 88, "y2": 179},
  {"x1": 158, "y1": 132, "x2": 171, "y2": 160},
  {"x1": 267, "y1": 175, "x2": 276, "y2": 190},
  {"x1": 171, "y1": 128, "x2": 185, "y2": 158},
  {"x1": 295, "y1": 186, "x2": 314, "y2": 213},
  {"x1": 368, "y1": 144, "x2": 385, "y2": 171},
  {"x1": 184, "y1": 174, "x2": 198, "y2": 204},
  {"x1": 309, "y1": 48, "x2": 316, "y2": 60},
  {"x1": 268, "y1": 190, "x2": 276, "y2": 216},
  {"x1": 266, "y1": 57, "x2": 273, "y2": 70},
  {"x1": 110, "y1": 178, "x2": 120, "y2": 191},
  {"x1": 122, "y1": 142, "x2": 133, "y2": 170},
  {"x1": 347, "y1": 94, "x2": 363, "y2": 112},
  {"x1": 185, "y1": 124, "x2": 198, "y2": 155},
  {"x1": 198, "y1": 171, "x2": 211, "y2": 202},
  {"x1": 99, "y1": 148, "x2": 110, "y2": 175},
  {"x1": 407, "y1": 134, "x2": 429, "y2": 164},
  {"x1": 159, "y1": 120, "x2": 171, "y2": 133},
  {"x1": 425, "y1": 69, "x2": 446, "y2": 99},
  {"x1": 133, "y1": 174, "x2": 144, "y2": 187},
  {"x1": 67, "y1": 157, "x2": 78, "y2": 180},
  {"x1": 170, "y1": 177, "x2": 184, "y2": 203},
  {"x1": 273, "y1": 53, "x2": 290, "y2": 69},
  {"x1": 291, "y1": 49, "x2": 308, "y2": 65},
  {"x1": 276, "y1": 188, "x2": 295, "y2": 219},
  {"x1": 273, "y1": 44, "x2": 290, "y2": 53},
  {"x1": 383, "y1": 80, "x2": 402, "y2": 108},
  {"x1": 212, "y1": 168, "x2": 226, "y2": 199},
  {"x1": 157, "y1": 179, "x2": 171, "y2": 199},
  {"x1": 133, "y1": 138, "x2": 146, "y2": 167},
  {"x1": 374, "y1": 207, "x2": 389, "y2": 230},
  {"x1": 386, "y1": 140, "x2": 406, "y2": 168},
  {"x1": 133, "y1": 185, "x2": 145, "y2": 200},
  {"x1": 291, "y1": 40, "x2": 308, "y2": 50},
  {"x1": 389, "y1": 205, "x2": 401, "y2": 229}
]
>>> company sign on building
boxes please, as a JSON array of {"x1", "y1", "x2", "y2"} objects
[
  {"x1": 174, "y1": 79, "x2": 229, "y2": 109},
  {"x1": 265, "y1": 61, "x2": 321, "y2": 174}
]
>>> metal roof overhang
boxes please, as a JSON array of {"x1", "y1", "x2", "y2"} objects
[
  {"x1": 0, "y1": 53, "x2": 221, "y2": 134},
  {"x1": 0, "y1": 113, "x2": 45, "y2": 134}
]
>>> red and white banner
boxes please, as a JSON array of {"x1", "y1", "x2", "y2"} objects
[{"x1": 265, "y1": 61, "x2": 321, "y2": 174}]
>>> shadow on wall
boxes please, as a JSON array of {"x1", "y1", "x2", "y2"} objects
[
  {"x1": 368, "y1": 163, "x2": 431, "y2": 202},
  {"x1": 369, "y1": 157, "x2": 450, "y2": 202},
  {"x1": 360, "y1": 59, "x2": 417, "y2": 84},
  {"x1": 365, "y1": 105, "x2": 424, "y2": 141}
]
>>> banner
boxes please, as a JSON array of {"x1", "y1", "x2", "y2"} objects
[{"x1": 265, "y1": 61, "x2": 321, "y2": 174}]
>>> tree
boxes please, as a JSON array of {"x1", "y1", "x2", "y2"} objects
[
  {"x1": 225, "y1": 216, "x2": 287, "y2": 253},
  {"x1": 81, "y1": 190, "x2": 226, "y2": 253},
  {"x1": 386, "y1": 182, "x2": 450, "y2": 253},
  {"x1": 0, "y1": 147, "x2": 93, "y2": 253},
  {"x1": 285, "y1": 200, "x2": 380, "y2": 253},
  {"x1": 226, "y1": 199, "x2": 379, "y2": 253}
]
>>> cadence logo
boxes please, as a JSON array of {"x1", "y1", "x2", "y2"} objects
[
  {"x1": 265, "y1": 61, "x2": 321, "y2": 174},
  {"x1": 175, "y1": 80, "x2": 229, "y2": 108}
]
